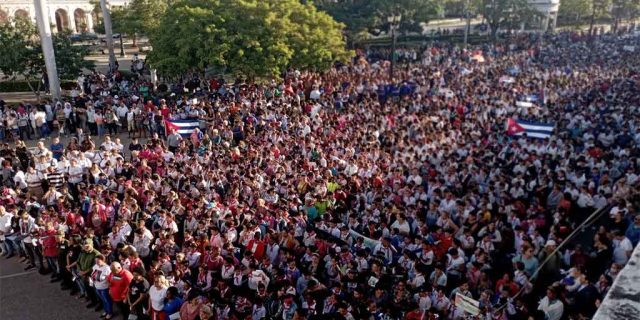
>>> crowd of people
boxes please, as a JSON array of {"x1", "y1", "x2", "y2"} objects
[{"x1": 0, "y1": 29, "x2": 639, "y2": 320}]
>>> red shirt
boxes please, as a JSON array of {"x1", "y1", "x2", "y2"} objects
[
  {"x1": 42, "y1": 229, "x2": 58, "y2": 257},
  {"x1": 107, "y1": 269, "x2": 133, "y2": 302},
  {"x1": 245, "y1": 239, "x2": 266, "y2": 260}
]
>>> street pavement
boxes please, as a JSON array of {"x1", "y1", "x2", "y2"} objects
[{"x1": 0, "y1": 256, "x2": 99, "y2": 320}]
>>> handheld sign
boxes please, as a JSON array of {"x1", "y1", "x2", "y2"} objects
[{"x1": 455, "y1": 293, "x2": 480, "y2": 316}]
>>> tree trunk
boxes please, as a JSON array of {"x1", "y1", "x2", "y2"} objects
[
  {"x1": 132, "y1": 33, "x2": 137, "y2": 47},
  {"x1": 490, "y1": 24, "x2": 498, "y2": 41},
  {"x1": 26, "y1": 80, "x2": 42, "y2": 103},
  {"x1": 589, "y1": 6, "x2": 596, "y2": 36}
]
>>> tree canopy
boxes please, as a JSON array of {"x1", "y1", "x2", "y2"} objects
[
  {"x1": 481, "y1": 0, "x2": 540, "y2": 38},
  {"x1": 147, "y1": 0, "x2": 351, "y2": 78},
  {"x1": 314, "y1": 0, "x2": 443, "y2": 41},
  {"x1": 110, "y1": 0, "x2": 168, "y2": 45},
  {"x1": 0, "y1": 18, "x2": 93, "y2": 96}
]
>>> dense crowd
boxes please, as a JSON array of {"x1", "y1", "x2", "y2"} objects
[{"x1": 0, "y1": 30, "x2": 639, "y2": 320}]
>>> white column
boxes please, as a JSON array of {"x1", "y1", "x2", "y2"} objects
[
  {"x1": 68, "y1": 8, "x2": 76, "y2": 33},
  {"x1": 85, "y1": 11, "x2": 94, "y2": 32},
  {"x1": 550, "y1": 13, "x2": 558, "y2": 31},
  {"x1": 34, "y1": 0, "x2": 61, "y2": 100},
  {"x1": 542, "y1": 13, "x2": 550, "y2": 32}
]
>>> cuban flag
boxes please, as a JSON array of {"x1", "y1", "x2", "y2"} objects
[
  {"x1": 165, "y1": 119, "x2": 200, "y2": 137},
  {"x1": 506, "y1": 118, "x2": 554, "y2": 139}
]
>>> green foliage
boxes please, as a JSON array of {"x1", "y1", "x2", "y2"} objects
[
  {"x1": 480, "y1": 0, "x2": 540, "y2": 38},
  {"x1": 558, "y1": 0, "x2": 594, "y2": 25},
  {"x1": 53, "y1": 31, "x2": 95, "y2": 78},
  {"x1": 0, "y1": 18, "x2": 93, "y2": 95},
  {"x1": 0, "y1": 18, "x2": 43, "y2": 85},
  {"x1": 0, "y1": 80, "x2": 77, "y2": 92},
  {"x1": 111, "y1": 0, "x2": 168, "y2": 36},
  {"x1": 315, "y1": 0, "x2": 443, "y2": 40},
  {"x1": 148, "y1": 0, "x2": 351, "y2": 78},
  {"x1": 612, "y1": 0, "x2": 640, "y2": 22}
]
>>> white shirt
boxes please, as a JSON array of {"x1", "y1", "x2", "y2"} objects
[
  {"x1": 149, "y1": 286, "x2": 168, "y2": 311},
  {"x1": 252, "y1": 305, "x2": 267, "y2": 320},
  {"x1": 90, "y1": 264, "x2": 112, "y2": 290},
  {"x1": 133, "y1": 229, "x2": 154, "y2": 257},
  {"x1": 0, "y1": 212, "x2": 13, "y2": 236},
  {"x1": 13, "y1": 170, "x2": 28, "y2": 189},
  {"x1": 538, "y1": 297, "x2": 564, "y2": 320},
  {"x1": 68, "y1": 165, "x2": 84, "y2": 184},
  {"x1": 613, "y1": 237, "x2": 633, "y2": 265},
  {"x1": 116, "y1": 105, "x2": 129, "y2": 118}
]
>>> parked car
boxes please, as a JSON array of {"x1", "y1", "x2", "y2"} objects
[
  {"x1": 99, "y1": 33, "x2": 122, "y2": 42},
  {"x1": 70, "y1": 32, "x2": 99, "y2": 42}
]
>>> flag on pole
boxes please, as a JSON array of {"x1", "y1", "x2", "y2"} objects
[
  {"x1": 506, "y1": 118, "x2": 554, "y2": 139},
  {"x1": 164, "y1": 119, "x2": 200, "y2": 137}
]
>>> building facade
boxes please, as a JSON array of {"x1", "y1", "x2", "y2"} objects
[
  {"x1": 0, "y1": 0, "x2": 127, "y2": 33},
  {"x1": 528, "y1": 0, "x2": 561, "y2": 31}
]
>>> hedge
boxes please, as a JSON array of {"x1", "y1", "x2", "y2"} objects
[{"x1": 0, "y1": 80, "x2": 78, "y2": 92}]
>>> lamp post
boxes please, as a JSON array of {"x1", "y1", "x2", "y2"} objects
[
  {"x1": 119, "y1": 33, "x2": 125, "y2": 57},
  {"x1": 388, "y1": 13, "x2": 402, "y2": 80},
  {"x1": 463, "y1": 0, "x2": 472, "y2": 48}
]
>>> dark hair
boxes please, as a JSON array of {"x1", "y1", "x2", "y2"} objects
[{"x1": 166, "y1": 286, "x2": 179, "y2": 298}]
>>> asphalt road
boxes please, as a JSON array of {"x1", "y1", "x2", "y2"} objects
[{"x1": 0, "y1": 256, "x2": 100, "y2": 320}]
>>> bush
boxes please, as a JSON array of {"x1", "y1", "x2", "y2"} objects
[{"x1": 0, "y1": 80, "x2": 77, "y2": 92}]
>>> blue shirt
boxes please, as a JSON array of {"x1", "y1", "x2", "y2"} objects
[
  {"x1": 162, "y1": 297, "x2": 183, "y2": 314},
  {"x1": 50, "y1": 143, "x2": 64, "y2": 160}
]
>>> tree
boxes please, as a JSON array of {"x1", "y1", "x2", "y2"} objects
[
  {"x1": 53, "y1": 31, "x2": 95, "y2": 78},
  {"x1": 147, "y1": 0, "x2": 351, "y2": 78},
  {"x1": 588, "y1": 0, "x2": 611, "y2": 35},
  {"x1": 0, "y1": 18, "x2": 43, "y2": 96},
  {"x1": 481, "y1": 0, "x2": 540, "y2": 39},
  {"x1": 315, "y1": 0, "x2": 443, "y2": 44},
  {"x1": 0, "y1": 18, "x2": 93, "y2": 99},
  {"x1": 111, "y1": 0, "x2": 169, "y2": 46},
  {"x1": 558, "y1": 0, "x2": 593, "y2": 26},
  {"x1": 611, "y1": 0, "x2": 640, "y2": 31}
]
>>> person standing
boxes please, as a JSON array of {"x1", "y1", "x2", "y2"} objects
[
  {"x1": 166, "y1": 129, "x2": 182, "y2": 153},
  {"x1": 149, "y1": 275, "x2": 169, "y2": 320},
  {"x1": 18, "y1": 210, "x2": 38, "y2": 271},
  {"x1": 107, "y1": 261, "x2": 133, "y2": 319},
  {"x1": 91, "y1": 254, "x2": 113, "y2": 319},
  {"x1": 54, "y1": 230, "x2": 71, "y2": 286},
  {"x1": 77, "y1": 239, "x2": 101, "y2": 308},
  {"x1": 41, "y1": 223, "x2": 59, "y2": 280},
  {"x1": 116, "y1": 102, "x2": 129, "y2": 130},
  {"x1": 86, "y1": 104, "x2": 97, "y2": 136},
  {"x1": 128, "y1": 268, "x2": 150, "y2": 319},
  {"x1": 537, "y1": 286, "x2": 564, "y2": 320},
  {"x1": 18, "y1": 111, "x2": 30, "y2": 140},
  {"x1": 25, "y1": 166, "x2": 45, "y2": 201},
  {"x1": 0, "y1": 206, "x2": 13, "y2": 257}
]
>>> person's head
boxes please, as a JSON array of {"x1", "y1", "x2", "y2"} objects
[
  {"x1": 95, "y1": 254, "x2": 106, "y2": 266},
  {"x1": 199, "y1": 304, "x2": 213, "y2": 320},
  {"x1": 154, "y1": 274, "x2": 168, "y2": 288},
  {"x1": 110, "y1": 261, "x2": 123, "y2": 274},
  {"x1": 132, "y1": 267, "x2": 146, "y2": 281},
  {"x1": 166, "y1": 286, "x2": 179, "y2": 299}
]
